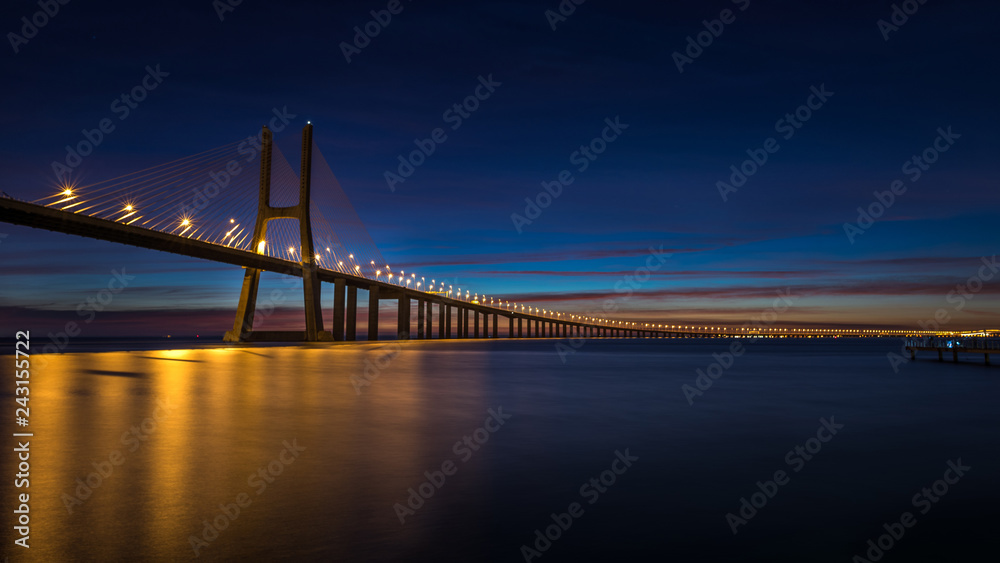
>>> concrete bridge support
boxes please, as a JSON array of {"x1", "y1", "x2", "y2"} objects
[
  {"x1": 368, "y1": 286, "x2": 379, "y2": 341},
  {"x1": 438, "y1": 302, "x2": 446, "y2": 338},
  {"x1": 346, "y1": 286, "x2": 357, "y2": 341},
  {"x1": 417, "y1": 299, "x2": 425, "y2": 339},
  {"x1": 398, "y1": 294, "x2": 410, "y2": 340},
  {"x1": 426, "y1": 302, "x2": 433, "y2": 339},
  {"x1": 332, "y1": 278, "x2": 345, "y2": 341},
  {"x1": 225, "y1": 124, "x2": 332, "y2": 343}
]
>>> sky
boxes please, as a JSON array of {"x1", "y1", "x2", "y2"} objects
[{"x1": 1, "y1": 0, "x2": 999, "y2": 336}]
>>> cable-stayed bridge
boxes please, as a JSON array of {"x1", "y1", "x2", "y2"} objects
[{"x1": 0, "y1": 124, "x2": 943, "y2": 342}]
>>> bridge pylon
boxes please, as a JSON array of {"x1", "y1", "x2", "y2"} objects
[{"x1": 224, "y1": 123, "x2": 333, "y2": 342}]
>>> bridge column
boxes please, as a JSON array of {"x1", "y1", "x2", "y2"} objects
[
  {"x1": 426, "y1": 302, "x2": 433, "y2": 339},
  {"x1": 438, "y1": 302, "x2": 445, "y2": 338},
  {"x1": 225, "y1": 267, "x2": 262, "y2": 342},
  {"x1": 474, "y1": 310, "x2": 480, "y2": 338},
  {"x1": 367, "y1": 286, "x2": 379, "y2": 341},
  {"x1": 517, "y1": 318, "x2": 523, "y2": 338},
  {"x1": 398, "y1": 295, "x2": 410, "y2": 340},
  {"x1": 445, "y1": 305, "x2": 452, "y2": 338},
  {"x1": 493, "y1": 314, "x2": 498, "y2": 338},
  {"x1": 417, "y1": 299, "x2": 425, "y2": 339},
  {"x1": 224, "y1": 124, "x2": 331, "y2": 342},
  {"x1": 332, "y1": 278, "x2": 346, "y2": 341},
  {"x1": 346, "y1": 285, "x2": 357, "y2": 341},
  {"x1": 463, "y1": 308, "x2": 470, "y2": 338},
  {"x1": 508, "y1": 316, "x2": 514, "y2": 338}
]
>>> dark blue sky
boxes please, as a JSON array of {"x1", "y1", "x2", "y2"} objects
[{"x1": 2, "y1": 0, "x2": 998, "y2": 335}]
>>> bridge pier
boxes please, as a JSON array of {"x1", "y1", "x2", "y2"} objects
[
  {"x1": 398, "y1": 294, "x2": 410, "y2": 340},
  {"x1": 474, "y1": 310, "x2": 480, "y2": 338},
  {"x1": 224, "y1": 124, "x2": 332, "y2": 343},
  {"x1": 346, "y1": 286, "x2": 357, "y2": 341},
  {"x1": 368, "y1": 285, "x2": 379, "y2": 340},
  {"x1": 426, "y1": 301, "x2": 433, "y2": 339},
  {"x1": 438, "y1": 302, "x2": 446, "y2": 338},
  {"x1": 508, "y1": 316, "x2": 514, "y2": 338},
  {"x1": 417, "y1": 299, "x2": 425, "y2": 339},
  {"x1": 332, "y1": 278, "x2": 346, "y2": 341}
]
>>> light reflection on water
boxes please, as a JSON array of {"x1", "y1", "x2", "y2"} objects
[{"x1": 2, "y1": 339, "x2": 999, "y2": 561}]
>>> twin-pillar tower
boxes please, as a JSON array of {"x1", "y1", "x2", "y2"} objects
[{"x1": 223, "y1": 124, "x2": 332, "y2": 342}]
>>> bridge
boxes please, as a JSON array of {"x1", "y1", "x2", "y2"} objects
[{"x1": 0, "y1": 124, "x2": 983, "y2": 342}]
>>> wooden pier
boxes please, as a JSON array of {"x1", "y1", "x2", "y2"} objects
[{"x1": 905, "y1": 337, "x2": 999, "y2": 366}]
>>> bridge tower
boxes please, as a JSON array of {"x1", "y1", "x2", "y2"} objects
[{"x1": 224, "y1": 124, "x2": 332, "y2": 342}]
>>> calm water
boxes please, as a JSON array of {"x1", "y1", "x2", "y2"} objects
[{"x1": 2, "y1": 338, "x2": 998, "y2": 562}]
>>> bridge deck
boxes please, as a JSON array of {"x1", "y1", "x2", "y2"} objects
[{"x1": 905, "y1": 338, "x2": 998, "y2": 365}]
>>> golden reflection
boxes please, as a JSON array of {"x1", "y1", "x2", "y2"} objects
[{"x1": 0, "y1": 344, "x2": 491, "y2": 560}]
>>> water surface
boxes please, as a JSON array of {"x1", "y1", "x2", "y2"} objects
[{"x1": 2, "y1": 338, "x2": 998, "y2": 561}]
